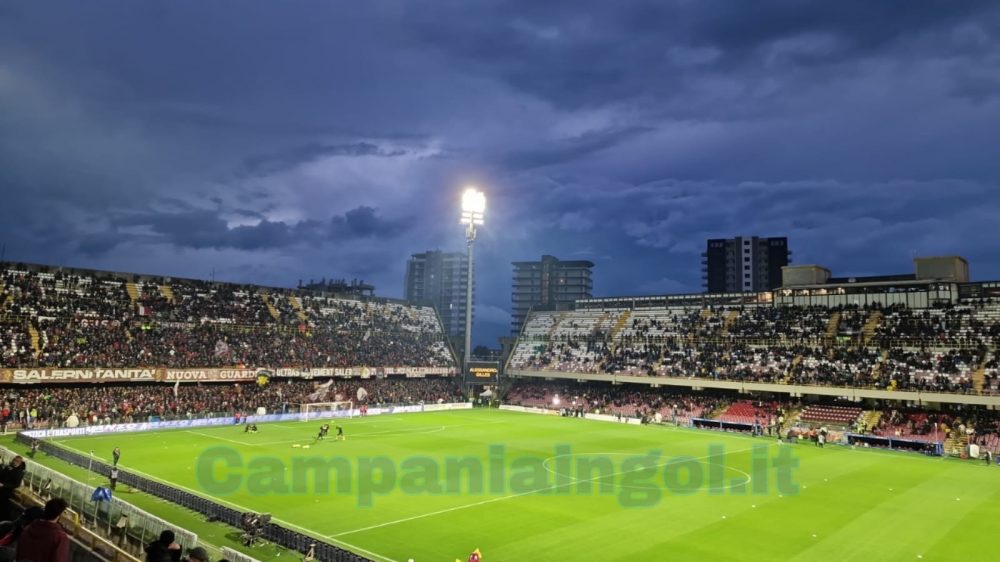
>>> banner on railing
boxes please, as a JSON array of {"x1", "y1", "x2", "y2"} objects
[
  {"x1": 1, "y1": 368, "x2": 158, "y2": 383},
  {"x1": 274, "y1": 366, "x2": 454, "y2": 379},
  {"x1": 0, "y1": 365, "x2": 456, "y2": 384},
  {"x1": 499, "y1": 405, "x2": 559, "y2": 416},
  {"x1": 22, "y1": 402, "x2": 472, "y2": 439},
  {"x1": 162, "y1": 369, "x2": 259, "y2": 382}
]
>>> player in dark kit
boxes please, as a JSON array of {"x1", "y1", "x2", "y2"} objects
[
  {"x1": 336, "y1": 426, "x2": 345, "y2": 441},
  {"x1": 112, "y1": 447, "x2": 121, "y2": 466},
  {"x1": 316, "y1": 423, "x2": 330, "y2": 441}
]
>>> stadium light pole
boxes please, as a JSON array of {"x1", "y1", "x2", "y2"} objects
[{"x1": 460, "y1": 187, "x2": 485, "y2": 378}]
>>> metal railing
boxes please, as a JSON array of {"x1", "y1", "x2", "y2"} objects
[
  {"x1": 1, "y1": 444, "x2": 197, "y2": 554},
  {"x1": 20, "y1": 434, "x2": 372, "y2": 562},
  {"x1": 16, "y1": 486, "x2": 142, "y2": 562}
]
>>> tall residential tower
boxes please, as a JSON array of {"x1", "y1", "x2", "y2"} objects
[
  {"x1": 511, "y1": 255, "x2": 594, "y2": 333},
  {"x1": 702, "y1": 236, "x2": 790, "y2": 293},
  {"x1": 404, "y1": 250, "x2": 471, "y2": 338}
]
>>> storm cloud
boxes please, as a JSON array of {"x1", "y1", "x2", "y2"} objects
[{"x1": 1, "y1": 0, "x2": 999, "y2": 345}]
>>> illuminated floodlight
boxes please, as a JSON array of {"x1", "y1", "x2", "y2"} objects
[
  {"x1": 553, "y1": 395, "x2": 561, "y2": 406},
  {"x1": 460, "y1": 187, "x2": 486, "y2": 226}
]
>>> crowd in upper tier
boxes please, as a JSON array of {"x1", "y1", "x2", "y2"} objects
[
  {"x1": 0, "y1": 266, "x2": 455, "y2": 369},
  {"x1": 510, "y1": 303, "x2": 1000, "y2": 395}
]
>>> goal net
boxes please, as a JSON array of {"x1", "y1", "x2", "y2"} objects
[{"x1": 301, "y1": 401, "x2": 354, "y2": 421}]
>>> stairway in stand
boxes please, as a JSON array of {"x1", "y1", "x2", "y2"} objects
[
  {"x1": 861, "y1": 310, "x2": 883, "y2": 345},
  {"x1": 870, "y1": 350, "x2": 889, "y2": 382},
  {"x1": 721, "y1": 309, "x2": 739, "y2": 337},
  {"x1": 783, "y1": 355, "x2": 803, "y2": 383},
  {"x1": 289, "y1": 296, "x2": 308, "y2": 322},
  {"x1": 261, "y1": 293, "x2": 281, "y2": 321},
  {"x1": 689, "y1": 308, "x2": 713, "y2": 345},
  {"x1": 972, "y1": 354, "x2": 990, "y2": 394},
  {"x1": 860, "y1": 410, "x2": 882, "y2": 432},
  {"x1": 28, "y1": 323, "x2": 41, "y2": 358},
  {"x1": 610, "y1": 310, "x2": 631, "y2": 339},
  {"x1": 159, "y1": 284, "x2": 176, "y2": 304},
  {"x1": 126, "y1": 282, "x2": 140, "y2": 303},
  {"x1": 547, "y1": 312, "x2": 567, "y2": 339},
  {"x1": 943, "y1": 432, "x2": 971, "y2": 457},
  {"x1": 0, "y1": 293, "x2": 12, "y2": 320},
  {"x1": 825, "y1": 312, "x2": 841, "y2": 340}
]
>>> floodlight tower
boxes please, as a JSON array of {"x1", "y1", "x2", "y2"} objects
[{"x1": 459, "y1": 187, "x2": 485, "y2": 375}]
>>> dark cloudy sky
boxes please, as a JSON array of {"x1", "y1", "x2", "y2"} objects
[{"x1": 2, "y1": 1, "x2": 999, "y2": 346}]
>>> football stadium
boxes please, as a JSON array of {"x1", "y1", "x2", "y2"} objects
[
  {"x1": 4, "y1": 3, "x2": 1000, "y2": 562},
  {"x1": 1, "y1": 259, "x2": 999, "y2": 562}
]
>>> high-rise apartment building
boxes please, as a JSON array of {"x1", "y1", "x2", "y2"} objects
[
  {"x1": 702, "y1": 236, "x2": 790, "y2": 293},
  {"x1": 404, "y1": 250, "x2": 471, "y2": 338},
  {"x1": 511, "y1": 255, "x2": 594, "y2": 333}
]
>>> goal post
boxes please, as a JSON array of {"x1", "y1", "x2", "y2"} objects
[{"x1": 301, "y1": 401, "x2": 354, "y2": 421}]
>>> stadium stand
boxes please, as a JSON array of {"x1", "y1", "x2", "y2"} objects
[
  {"x1": 718, "y1": 400, "x2": 777, "y2": 425},
  {"x1": 798, "y1": 405, "x2": 863, "y2": 425},
  {"x1": 0, "y1": 378, "x2": 462, "y2": 430},
  {"x1": 504, "y1": 380, "x2": 1000, "y2": 454},
  {"x1": 510, "y1": 302, "x2": 1000, "y2": 395},
  {"x1": 5, "y1": 260, "x2": 1000, "y2": 562},
  {"x1": 0, "y1": 264, "x2": 456, "y2": 370},
  {"x1": 0, "y1": 263, "x2": 465, "y2": 561}
]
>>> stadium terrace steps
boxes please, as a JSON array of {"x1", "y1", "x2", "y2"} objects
[
  {"x1": 784, "y1": 354, "x2": 803, "y2": 381},
  {"x1": 943, "y1": 433, "x2": 970, "y2": 457},
  {"x1": 825, "y1": 312, "x2": 841, "y2": 339},
  {"x1": 610, "y1": 310, "x2": 631, "y2": 339},
  {"x1": 126, "y1": 282, "x2": 140, "y2": 303},
  {"x1": 871, "y1": 350, "x2": 889, "y2": 380},
  {"x1": 688, "y1": 308, "x2": 714, "y2": 345},
  {"x1": 289, "y1": 295, "x2": 308, "y2": 322},
  {"x1": 547, "y1": 312, "x2": 567, "y2": 339},
  {"x1": 721, "y1": 309, "x2": 740, "y2": 337},
  {"x1": 706, "y1": 403, "x2": 730, "y2": 420},
  {"x1": 973, "y1": 356, "x2": 989, "y2": 394},
  {"x1": 159, "y1": 284, "x2": 176, "y2": 303},
  {"x1": 28, "y1": 323, "x2": 41, "y2": 357},
  {"x1": 594, "y1": 310, "x2": 615, "y2": 332},
  {"x1": 261, "y1": 292, "x2": 281, "y2": 321},
  {"x1": 861, "y1": 310, "x2": 883, "y2": 345},
  {"x1": 861, "y1": 410, "x2": 882, "y2": 432}
]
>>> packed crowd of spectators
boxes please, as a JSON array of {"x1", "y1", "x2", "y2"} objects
[
  {"x1": 511, "y1": 303, "x2": 1000, "y2": 395},
  {"x1": 505, "y1": 380, "x2": 1000, "y2": 453},
  {"x1": 1, "y1": 266, "x2": 456, "y2": 369},
  {"x1": 506, "y1": 380, "x2": 733, "y2": 422},
  {"x1": 872, "y1": 406, "x2": 1000, "y2": 449},
  {"x1": 872, "y1": 304, "x2": 1000, "y2": 348},
  {"x1": 0, "y1": 377, "x2": 463, "y2": 429}
]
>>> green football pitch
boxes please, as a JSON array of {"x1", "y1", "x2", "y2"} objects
[{"x1": 49, "y1": 409, "x2": 999, "y2": 562}]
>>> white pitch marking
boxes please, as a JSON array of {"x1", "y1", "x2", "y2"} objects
[{"x1": 331, "y1": 444, "x2": 766, "y2": 538}]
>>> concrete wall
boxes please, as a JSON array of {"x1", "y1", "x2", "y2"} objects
[
  {"x1": 781, "y1": 265, "x2": 831, "y2": 287},
  {"x1": 914, "y1": 256, "x2": 970, "y2": 283}
]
